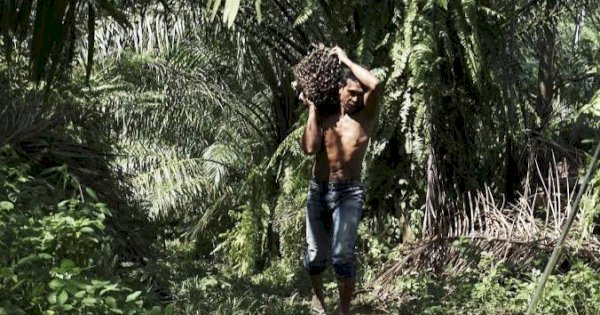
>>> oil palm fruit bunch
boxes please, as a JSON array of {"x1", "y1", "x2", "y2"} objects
[{"x1": 293, "y1": 44, "x2": 341, "y2": 110}]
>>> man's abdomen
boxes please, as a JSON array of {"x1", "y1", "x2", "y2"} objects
[{"x1": 313, "y1": 145, "x2": 367, "y2": 183}]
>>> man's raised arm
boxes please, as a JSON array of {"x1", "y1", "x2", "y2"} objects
[
  {"x1": 330, "y1": 46, "x2": 382, "y2": 117},
  {"x1": 300, "y1": 93, "x2": 321, "y2": 155}
]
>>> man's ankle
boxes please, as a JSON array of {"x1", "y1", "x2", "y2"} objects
[
  {"x1": 337, "y1": 277, "x2": 355, "y2": 315},
  {"x1": 309, "y1": 273, "x2": 326, "y2": 312},
  {"x1": 311, "y1": 293, "x2": 326, "y2": 314}
]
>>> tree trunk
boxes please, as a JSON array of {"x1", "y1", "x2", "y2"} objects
[
  {"x1": 502, "y1": 13, "x2": 521, "y2": 201},
  {"x1": 526, "y1": 0, "x2": 558, "y2": 190},
  {"x1": 536, "y1": 0, "x2": 557, "y2": 130}
]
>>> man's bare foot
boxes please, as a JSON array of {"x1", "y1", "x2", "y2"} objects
[
  {"x1": 311, "y1": 294, "x2": 326, "y2": 314},
  {"x1": 309, "y1": 273, "x2": 326, "y2": 314}
]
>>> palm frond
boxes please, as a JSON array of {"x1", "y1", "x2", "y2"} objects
[
  {"x1": 1, "y1": 0, "x2": 131, "y2": 84},
  {"x1": 293, "y1": 0, "x2": 317, "y2": 27},
  {"x1": 121, "y1": 140, "x2": 243, "y2": 219}
]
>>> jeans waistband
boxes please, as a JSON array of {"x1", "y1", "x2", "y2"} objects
[{"x1": 310, "y1": 178, "x2": 363, "y2": 191}]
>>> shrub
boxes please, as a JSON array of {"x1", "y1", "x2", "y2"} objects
[{"x1": 0, "y1": 146, "x2": 168, "y2": 315}]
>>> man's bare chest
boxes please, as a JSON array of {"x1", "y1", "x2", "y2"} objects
[{"x1": 322, "y1": 114, "x2": 369, "y2": 148}]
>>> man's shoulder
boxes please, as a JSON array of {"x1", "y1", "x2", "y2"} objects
[{"x1": 351, "y1": 109, "x2": 377, "y2": 133}]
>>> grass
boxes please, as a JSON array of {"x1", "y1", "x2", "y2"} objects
[{"x1": 159, "y1": 236, "x2": 600, "y2": 315}]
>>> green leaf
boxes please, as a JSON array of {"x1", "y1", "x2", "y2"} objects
[
  {"x1": 164, "y1": 303, "x2": 175, "y2": 315},
  {"x1": 437, "y1": 0, "x2": 448, "y2": 9},
  {"x1": 38, "y1": 253, "x2": 53, "y2": 260},
  {"x1": 60, "y1": 259, "x2": 75, "y2": 269},
  {"x1": 85, "y1": 187, "x2": 99, "y2": 201},
  {"x1": 80, "y1": 226, "x2": 95, "y2": 233},
  {"x1": 82, "y1": 297, "x2": 97, "y2": 305},
  {"x1": 105, "y1": 296, "x2": 117, "y2": 307},
  {"x1": 57, "y1": 200, "x2": 70, "y2": 208},
  {"x1": 293, "y1": 1, "x2": 316, "y2": 27},
  {"x1": 91, "y1": 279, "x2": 110, "y2": 287},
  {"x1": 224, "y1": 0, "x2": 241, "y2": 28},
  {"x1": 100, "y1": 283, "x2": 119, "y2": 295},
  {"x1": 125, "y1": 291, "x2": 141, "y2": 302},
  {"x1": 48, "y1": 292, "x2": 57, "y2": 304},
  {"x1": 16, "y1": 254, "x2": 36, "y2": 266},
  {"x1": 58, "y1": 290, "x2": 68, "y2": 305},
  {"x1": 0, "y1": 201, "x2": 14, "y2": 210},
  {"x1": 255, "y1": 0, "x2": 262, "y2": 23},
  {"x1": 209, "y1": 0, "x2": 222, "y2": 21},
  {"x1": 0, "y1": 267, "x2": 12, "y2": 277},
  {"x1": 49, "y1": 279, "x2": 64, "y2": 290}
]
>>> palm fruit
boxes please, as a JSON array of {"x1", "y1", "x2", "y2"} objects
[{"x1": 292, "y1": 44, "x2": 341, "y2": 111}]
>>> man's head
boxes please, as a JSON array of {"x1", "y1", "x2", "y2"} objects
[{"x1": 338, "y1": 67, "x2": 364, "y2": 114}]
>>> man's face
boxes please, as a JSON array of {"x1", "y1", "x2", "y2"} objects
[{"x1": 339, "y1": 79, "x2": 364, "y2": 114}]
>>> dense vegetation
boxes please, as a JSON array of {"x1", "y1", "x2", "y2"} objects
[{"x1": 1, "y1": 0, "x2": 599, "y2": 314}]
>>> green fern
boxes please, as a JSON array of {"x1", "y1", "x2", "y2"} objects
[{"x1": 293, "y1": 0, "x2": 317, "y2": 27}]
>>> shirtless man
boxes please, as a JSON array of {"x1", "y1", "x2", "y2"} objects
[{"x1": 300, "y1": 46, "x2": 381, "y2": 315}]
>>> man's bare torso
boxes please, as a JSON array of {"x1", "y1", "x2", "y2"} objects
[
  {"x1": 312, "y1": 110, "x2": 373, "y2": 183},
  {"x1": 299, "y1": 46, "x2": 381, "y2": 185}
]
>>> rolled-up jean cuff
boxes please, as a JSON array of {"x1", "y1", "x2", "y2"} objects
[
  {"x1": 333, "y1": 263, "x2": 356, "y2": 279},
  {"x1": 303, "y1": 254, "x2": 327, "y2": 275},
  {"x1": 305, "y1": 266, "x2": 327, "y2": 275}
]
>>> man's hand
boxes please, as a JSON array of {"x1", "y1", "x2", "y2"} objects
[
  {"x1": 299, "y1": 92, "x2": 317, "y2": 109},
  {"x1": 329, "y1": 45, "x2": 381, "y2": 120},
  {"x1": 329, "y1": 46, "x2": 349, "y2": 64}
]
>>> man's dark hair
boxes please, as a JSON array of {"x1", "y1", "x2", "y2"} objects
[{"x1": 338, "y1": 66, "x2": 358, "y2": 87}]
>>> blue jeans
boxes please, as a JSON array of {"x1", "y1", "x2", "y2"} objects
[{"x1": 303, "y1": 179, "x2": 364, "y2": 279}]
